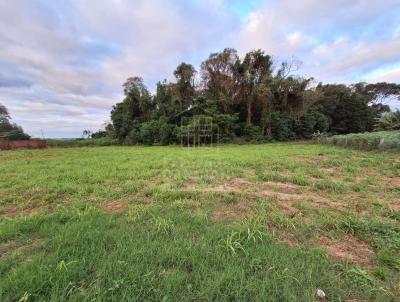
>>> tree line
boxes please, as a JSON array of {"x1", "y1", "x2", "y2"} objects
[{"x1": 102, "y1": 48, "x2": 400, "y2": 145}]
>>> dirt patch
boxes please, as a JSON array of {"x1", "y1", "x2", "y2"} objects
[
  {"x1": 230, "y1": 178, "x2": 253, "y2": 186},
  {"x1": 142, "y1": 196, "x2": 152, "y2": 205},
  {"x1": 188, "y1": 176, "x2": 199, "y2": 183},
  {"x1": 318, "y1": 235, "x2": 374, "y2": 268},
  {"x1": 321, "y1": 167, "x2": 339, "y2": 174},
  {"x1": 0, "y1": 206, "x2": 20, "y2": 217},
  {"x1": 389, "y1": 199, "x2": 400, "y2": 211},
  {"x1": 0, "y1": 241, "x2": 22, "y2": 259},
  {"x1": 310, "y1": 196, "x2": 348, "y2": 211},
  {"x1": 258, "y1": 189, "x2": 304, "y2": 201},
  {"x1": 183, "y1": 177, "x2": 351, "y2": 214},
  {"x1": 244, "y1": 168, "x2": 256, "y2": 177},
  {"x1": 211, "y1": 198, "x2": 255, "y2": 223},
  {"x1": 279, "y1": 234, "x2": 299, "y2": 247},
  {"x1": 276, "y1": 202, "x2": 301, "y2": 217},
  {"x1": 389, "y1": 178, "x2": 400, "y2": 186},
  {"x1": 265, "y1": 181, "x2": 300, "y2": 192},
  {"x1": 102, "y1": 202, "x2": 128, "y2": 213},
  {"x1": 0, "y1": 238, "x2": 44, "y2": 260}
]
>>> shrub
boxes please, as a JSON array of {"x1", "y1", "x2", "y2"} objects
[
  {"x1": 270, "y1": 112, "x2": 296, "y2": 141},
  {"x1": 297, "y1": 112, "x2": 329, "y2": 139},
  {"x1": 139, "y1": 120, "x2": 159, "y2": 145},
  {"x1": 243, "y1": 125, "x2": 265, "y2": 143},
  {"x1": 375, "y1": 111, "x2": 400, "y2": 131},
  {"x1": 158, "y1": 118, "x2": 176, "y2": 145},
  {"x1": 3, "y1": 128, "x2": 30, "y2": 140}
]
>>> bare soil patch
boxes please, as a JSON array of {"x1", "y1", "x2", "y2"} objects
[
  {"x1": 276, "y1": 202, "x2": 301, "y2": 217},
  {"x1": 310, "y1": 196, "x2": 349, "y2": 212},
  {"x1": 389, "y1": 178, "x2": 400, "y2": 186},
  {"x1": 103, "y1": 202, "x2": 128, "y2": 213},
  {"x1": 211, "y1": 198, "x2": 255, "y2": 223},
  {"x1": 0, "y1": 241, "x2": 22, "y2": 259},
  {"x1": 318, "y1": 235, "x2": 374, "y2": 268},
  {"x1": 259, "y1": 189, "x2": 303, "y2": 200},
  {"x1": 0, "y1": 206, "x2": 20, "y2": 217},
  {"x1": 321, "y1": 167, "x2": 339, "y2": 174},
  {"x1": 182, "y1": 177, "x2": 351, "y2": 215},
  {"x1": 0, "y1": 238, "x2": 45, "y2": 260},
  {"x1": 264, "y1": 181, "x2": 300, "y2": 192},
  {"x1": 389, "y1": 199, "x2": 400, "y2": 211}
]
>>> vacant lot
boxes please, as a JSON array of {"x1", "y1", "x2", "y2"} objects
[{"x1": 0, "y1": 143, "x2": 399, "y2": 301}]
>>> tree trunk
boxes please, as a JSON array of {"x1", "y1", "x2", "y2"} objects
[{"x1": 246, "y1": 101, "x2": 252, "y2": 126}]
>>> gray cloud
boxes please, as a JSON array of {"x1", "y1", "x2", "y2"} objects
[{"x1": 0, "y1": 0, "x2": 399, "y2": 137}]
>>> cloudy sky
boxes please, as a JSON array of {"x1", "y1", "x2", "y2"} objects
[{"x1": 1, "y1": 0, "x2": 400, "y2": 138}]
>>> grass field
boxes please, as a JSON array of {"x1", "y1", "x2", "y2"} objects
[{"x1": 1, "y1": 143, "x2": 399, "y2": 301}]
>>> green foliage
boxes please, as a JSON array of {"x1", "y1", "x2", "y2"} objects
[
  {"x1": 3, "y1": 128, "x2": 30, "y2": 140},
  {"x1": 297, "y1": 111, "x2": 329, "y2": 139},
  {"x1": 270, "y1": 112, "x2": 296, "y2": 141},
  {"x1": 0, "y1": 102, "x2": 30, "y2": 138},
  {"x1": 125, "y1": 119, "x2": 177, "y2": 145},
  {"x1": 139, "y1": 120, "x2": 159, "y2": 145},
  {"x1": 243, "y1": 125, "x2": 265, "y2": 142},
  {"x1": 375, "y1": 111, "x2": 400, "y2": 131},
  {"x1": 103, "y1": 49, "x2": 400, "y2": 145},
  {"x1": 90, "y1": 130, "x2": 107, "y2": 139},
  {"x1": 47, "y1": 137, "x2": 118, "y2": 147},
  {"x1": 312, "y1": 84, "x2": 378, "y2": 135}
]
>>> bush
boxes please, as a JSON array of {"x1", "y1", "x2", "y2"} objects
[
  {"x1": 297, "y1": 112, "x2": 329, "y2": 139},
  {"x1": 125, "y1": 119, "x2": 177, "y2": 145},
  {"x1": 3, "y1": 128, "x2": 30, "y2": 140},
  {"x1": 158, "y1": 118, "x2": 177, "y2": 145},
  {"x1": 270, "y1": 112, "x2": 296, "y2": 141},
  {"x1": 243, "y1": 125, "x2": 265, "y2": 143},
  {"x1": 375, "y1": 111, "x2": 400, "y2": 131}
]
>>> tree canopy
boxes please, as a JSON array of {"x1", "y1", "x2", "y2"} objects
[{"x1": 108, "y1": 48, "x2": 400, "y2": 145}]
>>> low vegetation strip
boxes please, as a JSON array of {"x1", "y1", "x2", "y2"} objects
[
  {"x1": 316, "y1": 130, "x2": 400, "y2": 150},
  {"x1": 0, "y1": 143, "x2": 399, "y2": 301}
]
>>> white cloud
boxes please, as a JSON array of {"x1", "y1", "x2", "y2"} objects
[
  {"x1": 0, "y1": 0, "x2": 237, "y2": 137},
  {"x1": 0, "y1": 0, "x2": 400, "y2": 137}
]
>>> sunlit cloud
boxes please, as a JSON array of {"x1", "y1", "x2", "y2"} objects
[{"x1": 0, "y1": 0, "x2": 399, "y2": 137}]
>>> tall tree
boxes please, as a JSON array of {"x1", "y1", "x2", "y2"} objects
[
  {"x1": 111, "y1": 77, "x2": 153, "y2": 140},
  {"x1": 173, "y1": 63, "x2": 196, "y2": 110},
  {"x1": 311, "y1": 84, "x2": 376, "y2": 134},
  {"x1": 233, "y1": 50, "x2": 273, "y2": 125},
  {"x1": 0, "y1": 102, "x2": 13, "y2": 132},
  {"x1": 200, "y1": 48, "x2": 238, "y2": 113},
  {"x1": 154, "y1": 80, "x2": 182, "y2": 123}
]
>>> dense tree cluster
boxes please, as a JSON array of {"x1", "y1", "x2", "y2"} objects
[
  {"x1": 0, "y1": 102, "x2": 30, "y2": 140},
  {"x1": 108, "y1": 48, "x2": 400, "y2": 145}
]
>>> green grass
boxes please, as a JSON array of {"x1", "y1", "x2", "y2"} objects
[
  {"x1": 0, "y1": 143, "x2": 399, "y2": 301},
  {"x1": 316, "y1": 130, "x2": 400, "y2": 150}
]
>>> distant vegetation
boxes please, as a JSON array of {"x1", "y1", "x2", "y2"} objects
[
  {"x1": 89, "y1": 48, "x2": 400, "y2": 145},
  {"x1": 316, "y1": 130, "x2": 400, "y2": 150},
  {"x1": 47, "y1": 137, "x2": 118, "y2": 148}
]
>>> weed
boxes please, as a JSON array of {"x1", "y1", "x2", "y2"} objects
[
  {"x1": 377, "y1": 250, "x2": 400, "y2": 270},
  {"x1": 152, "y1": 216, "x2": 174, "y2": 234},
  {"x1": 220, "y1": 231, "x2": 245, "y2": 255}
]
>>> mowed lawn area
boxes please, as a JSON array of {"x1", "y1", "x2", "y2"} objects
[{"x1": 0, "y1": 143, "x2": 399, "y2": 301}]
